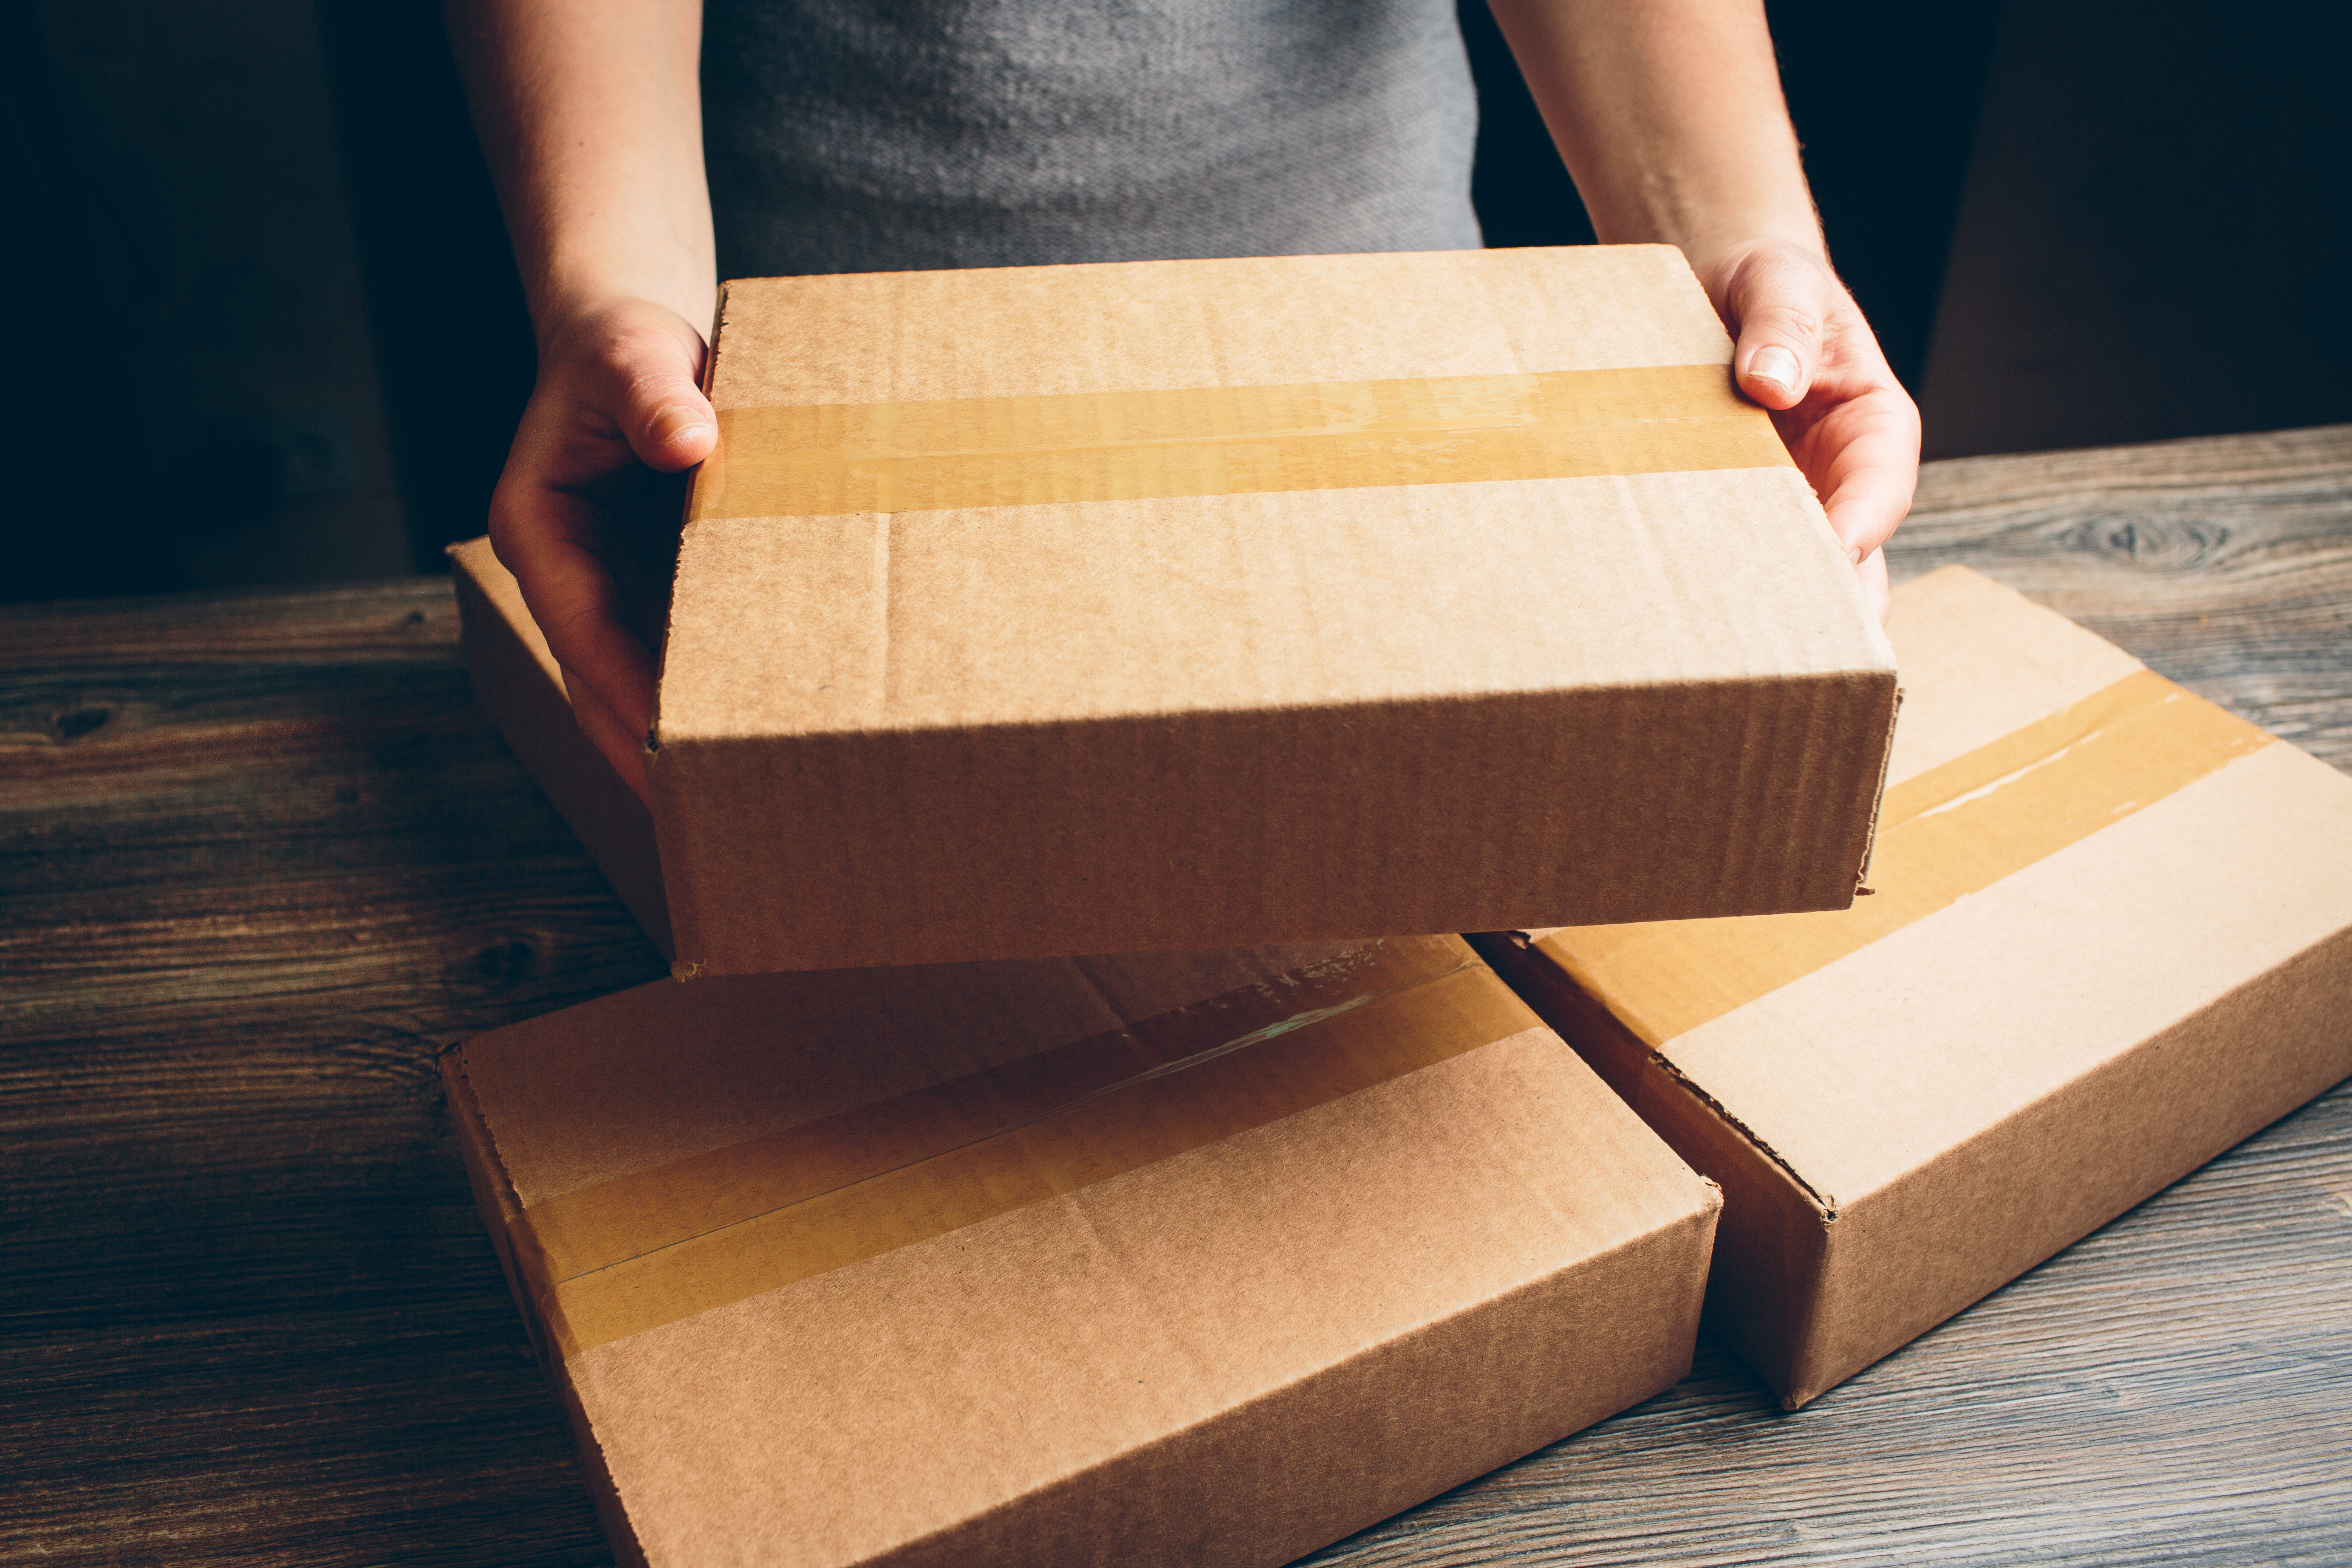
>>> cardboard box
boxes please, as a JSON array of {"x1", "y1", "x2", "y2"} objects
[
  {"x1": 1475, "y1": 565, "x2": 2352, "y2": 1409},
  {"x1": 642, "y1": 246, "x2": 1896, "y2": 975},
  {"x1": 441, "y1": 934, "x2": 1722, "y2": 1567},
  {"x1": 452, "y1": 537, "x2": 676, "y2": 956}
]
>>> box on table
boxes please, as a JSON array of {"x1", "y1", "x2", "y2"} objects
[
  {"x1": 441, "y1": 932, "x2": 1722, "y2": 1567},
  {"x1": 1475, "y1": 565, "x2": 2352, "y2": 1410},
  {"x1": 629, "y1": 245, "x2": 1897, "y2": 975}
]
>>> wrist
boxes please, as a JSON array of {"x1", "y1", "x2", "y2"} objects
[
  {"x1": 529, "y1": 250, "x2": 715, "y2": 355},
  {"x1": 533, "y1": 290, "x2": 712, "y2": 367},
  {"x1": 1676, "y1": 228, "x2": 1827, "y2": 290}
]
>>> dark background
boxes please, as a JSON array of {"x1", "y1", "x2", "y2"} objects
[{"x1": 5, "y1": 0, "x2": 2348, "y2": 605}]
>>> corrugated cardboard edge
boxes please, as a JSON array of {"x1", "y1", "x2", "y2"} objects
[
  {"x1": 638, "y1": 285, "x2": 732, "y2": 971},
  {"x1": 1474, "y1": 917, "x2": 2352, "y2": 1410},
  {"x1": 1853, "y1": 685, "x2": 1903, "y2": 895},
  {"x1": 441, "y1": 1042, "x2": 651, "y2": 1568},
  {"x1": 872, "y1": 1185, "x2": 1722, "y2": 1568},
  {"x1": 1469, "y1": 933, "x2": 1830, "y2": 1399},
  {"x1": 1842, "y1": 676, "x2": 1900, "y2": 903},
  {"x1": 447, "y1": 540, "x2": 676, "y2": 959}
]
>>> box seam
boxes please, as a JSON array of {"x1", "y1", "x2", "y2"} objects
[
  {"x1": 656, "y1": 667, "x2": 1897, "y2": 747},
  {"x1": 1854, "y1": 683, "x2": 1903, "y2": 896},
  {"x1": 1494, "y1": 931, "x2": 1840, "y2": 1222}
]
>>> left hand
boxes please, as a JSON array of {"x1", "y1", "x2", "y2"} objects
[{"x1": 1691, "y1": 238, "x2": 1919, "y2": 622}]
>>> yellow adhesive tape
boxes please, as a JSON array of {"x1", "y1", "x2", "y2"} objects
[
  {"x1": 686, "y1": 364, "x2": 1790, "y2": 520},
  {"x1": 510, "y1": 938, "x2": 1536, "y2": 1359},
  {"x1": 1541, "y1": 669, "x2": 2275, "y2": 1047}
]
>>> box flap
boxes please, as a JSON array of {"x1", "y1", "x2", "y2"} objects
[
  {"x1": 696, "y1": 246, "x2": 1736, "y2": 407},
  {"x1": 465, "y1": 939, "x2": 1377, "y2": 1206}
]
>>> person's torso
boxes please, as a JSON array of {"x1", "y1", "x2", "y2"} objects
[{"x1": 704, "y1": 0, "x2": 1484, "y2": 278}]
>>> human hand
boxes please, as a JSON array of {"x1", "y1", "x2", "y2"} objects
[
  {"x1": 489, "y1": 299, "x2": 716, "y2": 802},
  {"x1": 1692, "y1": 239, "x2": 1918, "y2": 623}
]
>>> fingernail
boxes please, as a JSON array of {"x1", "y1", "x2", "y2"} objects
[
  {"x1": 656, "y1": 409, "x2": 713, "y2": 446},
  {"x1": 1847, "y1": 544, "x2": 1866, "y2": 565},
  {"x1": 1749, "y1": 346, "x2": 1799, "y2": 392}
]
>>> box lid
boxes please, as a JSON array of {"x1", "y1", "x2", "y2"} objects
[
  {"x1": 649, "y1": 246, "x2": 1898, "y2": 974},
  {"x1": 446, "y1": 934, "x2": 1721, "y2": 1565}
]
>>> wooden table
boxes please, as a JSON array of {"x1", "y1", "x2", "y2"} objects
[{"x1": 6, "y1": 426, "x2": 2349, "y2": 1566}]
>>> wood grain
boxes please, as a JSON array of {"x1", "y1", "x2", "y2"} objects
[
  {"x1": 1894, "y1": 422, "x2": 2352, "y2": 768},
  {"x1": 3, "y1": 426, "x2": 2349, "y2": 1567}
]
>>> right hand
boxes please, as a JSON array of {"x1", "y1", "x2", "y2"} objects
[
  {"x1": 1691, "y1": 237, "x2": 1918, "y2": 626},
  {"x1": 489, "y1": 299, "x2": 717, "y2": 803}
]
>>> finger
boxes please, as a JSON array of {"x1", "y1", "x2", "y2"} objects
[
  {"x1": 1725, "y1": 252, "x2": 1831, "y2": 412},
  {"x1": 492, "y1": 478, "x2": 660, "y2": 741},
  {"x1": 1805, "y1": 388, "x2": 1921, "y2": 563},
  {"x1": 1854, "y1": 546, "x2": 1890, "y2": 627},
  {"x1": 592, "y1": 325, "x2": 718, "y2": 474},
  {"x1": 566, "y1": 669, "x2": 654, "y2": 805}
]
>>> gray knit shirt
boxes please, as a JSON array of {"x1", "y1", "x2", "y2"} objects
[{"x1": 702, "y1": 0, "x2": 1484, "y2": 277}]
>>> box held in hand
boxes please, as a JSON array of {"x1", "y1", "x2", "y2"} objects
[{"x1": 641, "y1": 246, "x2": 1896, "y2": 974}]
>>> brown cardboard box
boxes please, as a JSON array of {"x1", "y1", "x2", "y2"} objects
[
  {"x1": 452, "y1": 537, "x2": 676, "y2": 956},
  {"x1": 640, "y1": 246, "x2": 1896, "y2": 975},
  {"x1": 442, "y1": 933, "x2": 1722, "y2": 1567},
  {"x1": 1476, "y1": 565, "x2": 2352, "y2": 1409}
]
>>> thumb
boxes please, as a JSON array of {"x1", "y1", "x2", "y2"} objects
[
  {"x1": 1734, "y1": 309, "x2": 1821, "y2": 412},
  {"x1": 1724, "y1": 255, "x2": 1830, "y2": 412},
  {"x1": 598, "y1": 321, "x2": 718, "y2": 473}
]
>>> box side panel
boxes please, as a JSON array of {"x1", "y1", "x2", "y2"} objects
[
  {"x1": 1473, "y1": 934, "x2": 1833, "y2": 1400},
  {"x1": 442, "y1": 1046, "x2": 652, "y2": 1568},
  {"x1": 1783, "y1": 917, "x2": 2352, "y2": 1407},
  {"x1": 449, "y1": 540, "x2": 675, "y2": 958},
  {"x1": 658, "y1": 670, "x2": 1896, "y2": 975},
  {"x1": 886, "y1": 1202, "x2": 1719, "y2": 1568}
]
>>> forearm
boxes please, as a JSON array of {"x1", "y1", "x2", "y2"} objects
[
  {"x1": 1486, "y1": 0, "x2": 1819, "y2": 267},
  {"x1": 445, "y1": 0, "x2": 715, "y2": 341}
]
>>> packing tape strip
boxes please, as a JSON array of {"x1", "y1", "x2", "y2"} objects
[
  {"x1": 508, "y1": 937, "x2": 1537, "y2": 1359},
  {"x1": 687, "y1": 363, "x2": 1790, "y2": 520},
  {"x1": 1539, "y1": 669, "x2": 2276, "y2": 1047}
]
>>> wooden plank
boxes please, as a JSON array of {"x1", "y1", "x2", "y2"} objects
[
  {"x1": 1892, "y1": 422, "x2": 2352, "y2": 768},
  {"x1": 3, "y1": 424, "x2": 2349, "y2": 1567},
  {"x1": 0, "y1": 573, "x2": 653, "y2": 1564},
  {"x1": 0, "y1": 1304, "x2": 608, "y2": 1567},
  {"x1": 0, "y1": 578, "x2": 466, "y2": 670}
]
